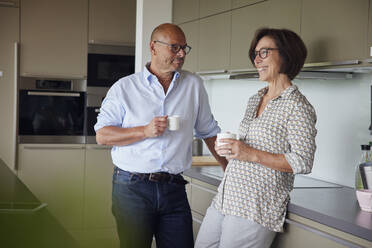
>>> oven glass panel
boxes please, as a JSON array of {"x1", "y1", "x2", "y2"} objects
[
  {"x1": 88, "y1": 53, "x2": 135, "y2": 87},
  {"x1": 19, "y1": 90, "x2": 85, "y2": 135}
]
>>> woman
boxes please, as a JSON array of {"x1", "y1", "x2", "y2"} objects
[{"x1": 195, "y1": 28, "x2": 317, "y2": 248}]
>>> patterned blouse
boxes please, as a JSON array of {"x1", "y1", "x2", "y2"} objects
[{"x1": 213, "y1": 85, "x2": 317, "y2": 232}]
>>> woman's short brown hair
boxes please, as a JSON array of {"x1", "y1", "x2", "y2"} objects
[{"x1": 248, "y1": 28, "x2": 307, "y2": 80}]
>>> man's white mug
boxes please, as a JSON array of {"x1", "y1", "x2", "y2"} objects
[
  {"x1": 217, "y1": 132, "x2": 237, "y2": 147},
  {"x1": 167, "y1": 115, "x2": 180, "y2": 131}
]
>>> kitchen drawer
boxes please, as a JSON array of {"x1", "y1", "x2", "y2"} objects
[{"x1": 190, "y1": 179, "x2": 217, "y2": 216}]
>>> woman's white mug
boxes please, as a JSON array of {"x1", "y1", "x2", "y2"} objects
[
  {"x1": 217, "y1": 132, "x2": 237, "y2": 147},
  {"x1": 167, "y1": 115, "x2": 180, "y2": 131}
]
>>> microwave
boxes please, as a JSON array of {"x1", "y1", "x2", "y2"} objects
[{"x1": 87, "y1": 44, "x2": 135, "y2": 87}]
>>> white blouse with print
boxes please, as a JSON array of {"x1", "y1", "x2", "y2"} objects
[{"x1": 213, "y1": 85, "x2": 317, "y2": 232}]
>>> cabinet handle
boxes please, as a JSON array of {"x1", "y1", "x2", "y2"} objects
[
  {"x1": 0, "y1": 1, "x2": 16, "y2": 7},
  {"x1": 27, "y1": 91, "x2": 81, "y2": 97},
  {"x1": 23, "y1": 145, "x2": 85, "y2": 150},
  {"x1": 196, "y1": 70, "x2": 227, "y2": 75},
  {"x1": 86, "y1": 145, "x2": 112, "y2": 150},
  {"x1": 0, "y1": 203, "x2": 47, "y2": 213},
  {"x1": 303, "y1": 60, "x2": 360, "y2": 68},
  {"x1": 285, "y1": 219, "x2": 363, "y2": 248}
]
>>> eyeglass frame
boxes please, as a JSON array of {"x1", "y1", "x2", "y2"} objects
[
  {"x1": 250, "y1": 47, "x2": 279, "y2": 60},
  {"x1": 153, "y1": 40, "x2": 192, "y2": 55}
]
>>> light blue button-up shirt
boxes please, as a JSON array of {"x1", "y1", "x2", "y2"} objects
[{"x1": 94, "y1": 66, "x2": 220, "y2": 174}]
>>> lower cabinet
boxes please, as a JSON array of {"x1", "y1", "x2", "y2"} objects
[
  {"x1": 82, "y1": 144, "x2": 119, "y2": 248},
  {"x1": 271, "y1": 213, "x2": 372, "y2": 248},
  {"x1": 17, "y1": 144, "x2": 85, "y2": 232},
  {"x1": 189, "y1": 178, "x2": 218, "y2": 241}
]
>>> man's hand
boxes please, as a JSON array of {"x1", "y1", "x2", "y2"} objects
[{"x1": 144, "y1": 116, "x2": 168, "y2": 138}]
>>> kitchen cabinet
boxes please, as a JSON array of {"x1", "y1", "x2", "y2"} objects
[
  {"x1": 20, "y1": 0, "x2": 88, "y2": 78},
  {"x1": 271, "y1": 213, "x2": 372, "y2": 248},
  {"x1": 189, "y1": 178, "x2": 217, "y2": 240},
  {"x1": 368, "y1": 0, "x2": 372, "y2": 58},
  {"x1": 17, "y1": 144, "x2": 85, "y2": 232},
  {"x1": 301, "y1": 0, "x2": 369, "y2": 63},
  {"x1": 0, "y1": 6, "x2": 18, "y2": 172},
  {"x1": 198, "y1": 12, "x2": 231, "y2": 72},
  {"x1": 199, "y1": 0, "x2": 231, "y2": 18},
  {"x1": 231, "y1": 0, "x2": 266, "y2": 8},
  {"x1": 179, "y1": 20, "x2": 199, "y2": 72},
  {"x1": 88, "y1": 0, "x2": 136, "y2": 46},
  {"x1": 0, "y1": 0, "x2": 19, "y2": 7},
  {"x1": 173, "y1": 0, "x2": 199, "y2": 24},
  {"x1": 230, "y1": 0, "x2": 301, "y2": 70}
]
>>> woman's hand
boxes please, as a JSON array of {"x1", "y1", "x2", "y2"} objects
[{"x1": 215, "y1": 138, "x2": 256, "y2": 161}]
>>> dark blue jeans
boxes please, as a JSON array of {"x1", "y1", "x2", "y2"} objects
[{"x1": 112, "y1": 167, "x2": 194, "y2": 248}]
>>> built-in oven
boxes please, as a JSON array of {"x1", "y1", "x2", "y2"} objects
[
  {"x1": 18, "y1": 77, "x2": 87, "y2": 144},
  {"x1": 85, "y1": 87, "x2": 108, "y2": 144},
  {"x1": 88, "y1": 44, "x2": 135, "y2": 87}
]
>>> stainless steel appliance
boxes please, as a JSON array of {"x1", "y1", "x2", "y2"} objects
[
  {"x1": 87, "y1": 44, "x2": 135, "y2": 87},
  {"x1": 85, "y1": 87, "x2": 108, "y2": 144},
  {"x1": 18, "y1": 77, "x2": 86, "y2": 144}
]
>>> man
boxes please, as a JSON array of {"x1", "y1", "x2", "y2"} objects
[{"x1": 95, "y1": 23, "x2": 227, "y2": 248}]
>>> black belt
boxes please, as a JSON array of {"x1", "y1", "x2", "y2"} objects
[{"x1": 121, "y1": 169, "x2": 188, "y2": 185}]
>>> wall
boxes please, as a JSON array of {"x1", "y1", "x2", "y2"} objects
[
  {"x1": 202, "y1": 73, "x2": 372, "y2": 187},
  {"x1": 135, "y1": 0, "x2": 172, "y2": 72}
]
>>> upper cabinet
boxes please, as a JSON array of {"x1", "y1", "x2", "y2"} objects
[
  {"x1": 174, "y1": 0, "x2": 372, "y2": 72},
  {"x1": 231, "y1": 0, "x2": 266, "y2": 8},
  {"x1": 179, "y1": 20, "x2": 199, "y2": 72},
  {"x1": 20, "y1": 0, "x2": 88, "y2": 79},
  {"x1": 173, "y1": 0, "x2": 199, "y2": 24},
  {"x1": 230, "y1": 0, "x2": 301, "y2": 70},
  {"x1": 198, "y1": 12, "x2": 231, "y2": 71},
  {"x1": 367, "y1": 0, "x2": 372, "y2": 59},
  {"x1": 88, "y1": 0, "x2": 136, "y2": 46},
  {"x1": 199, "y1": 0, "x2": 231, "y2": 18},
  {"x1": 0, "y1": 0, "x2": 19, "y2": 7},
  {"x1": 301, "y1": 0, "x2": 369, "y2": 63}
]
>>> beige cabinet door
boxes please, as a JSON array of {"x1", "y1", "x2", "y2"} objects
[
  {"x1": 88, "y1": 0, "x2": 136, "y2": 46},
  {"x1": 82, "y1": 145, "x2": 119, "y2": 248},
  {"x1": 20, "y1": 0, "x2": 88, "y2": 78},
  {"x1": 0, "y1": 0, "x2": 19, "y2": 7},
  {"x1": 198, "y1": 12, "x2": 231, "y2": 72},
  {"x1": 368, "y1": 0, "x2": 372, "y2": 58},
  {"x1": 301, "y1": 0, "x2": 369, "y2": 63},
  {"x1": 272, "y1": 213, "x2": 372, "y2": 248},
  {"x1": 84, "y1": 145, "x2": 116, "y2": 229},
  {"x1": 173, "y1": 0, "x2": 199, "y2": 24},
  {"x1": 231, "y1": 0, "x2": 266, "y2": 9},
  {"x1": 180, "y1": 20, "x2": 199, "y2": 72},
  {"x1": 17, "y1": 144, "x2": 85, "y2": 231},
  {"x1": 190, "y1": 179, "x2": 217, "y2": 216},
  {"x1": 0, "y1": 6, "x2": 18, "y2": 171},
  {"x1": 230, "y1": 0, "x2": 301, "y2": 70},
  {"x1": 199, "y1": 0, "x2": 231, "y2": 18}
]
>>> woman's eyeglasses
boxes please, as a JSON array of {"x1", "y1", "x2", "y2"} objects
[{"x1": 251, "y1": 48, "x2": 279, "y2": 60}]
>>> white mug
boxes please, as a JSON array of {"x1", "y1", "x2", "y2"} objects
[
  {"x1": 167, "y1": 115, "x2": 180, "y2": 131},
  {"x1": 217, "y1": 132, "x2": 237, "y2": 147}
]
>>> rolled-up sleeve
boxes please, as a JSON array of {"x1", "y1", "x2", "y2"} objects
[
  {"x1": 94, "y1": 84, "x2": 126, "y2": 132},
  {"x1": 194, "y1": 81, "x2": 220, "y2": 139},
  {"x1": 284, "y1": 102, "x2": 317, "y2": 174}
]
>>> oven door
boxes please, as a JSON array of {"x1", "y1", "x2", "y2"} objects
[{"x1": 18, "y1": 90, "x2": 86, "y2": 144}]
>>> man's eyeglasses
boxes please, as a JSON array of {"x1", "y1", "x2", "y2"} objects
[
  {"x1": 251, "y1": 48, "x2": 279, "y2": 60},
  {"x1": 154, "y1": 40, "x2": 192, "y2": 55}
]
